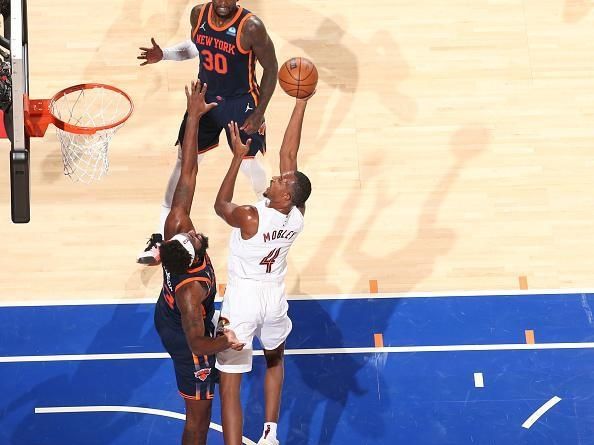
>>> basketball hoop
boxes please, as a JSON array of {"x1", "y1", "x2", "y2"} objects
[{"x1": 24, "y1": 83, "x2": 133, "y2": 183}]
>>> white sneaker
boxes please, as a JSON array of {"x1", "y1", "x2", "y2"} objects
[
  {"x1": 257, "y1": 437, "x2": 279, "y2": 445},
  {"x1": 136, "y1": 233, "x2": 162, "y2": 265}
]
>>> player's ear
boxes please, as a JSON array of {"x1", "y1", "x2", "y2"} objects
[{"x1": 284, "y1": 190, "x2": 292, "y2": 203}]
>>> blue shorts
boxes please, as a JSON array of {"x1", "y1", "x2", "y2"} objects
[
  {"x1": 154, "y1": 307, "x2": 218, "y2": 400},
  {"x1": 177, "y1": 93, "x2": 266, "y2": 158}
]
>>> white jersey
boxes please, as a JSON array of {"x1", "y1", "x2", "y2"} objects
[{"x1": 227, "y1": 199, "x2": 304, "y2": 283}]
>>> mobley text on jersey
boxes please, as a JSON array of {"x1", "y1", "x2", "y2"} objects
[{"x1": 263, "y1": 230, "x2": 298, "y2": 243}]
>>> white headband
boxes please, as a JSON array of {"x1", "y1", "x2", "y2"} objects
[{"x1": 170, "y1": 234, "x2": 195, "y2": 267}]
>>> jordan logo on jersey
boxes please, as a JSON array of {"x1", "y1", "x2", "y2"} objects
[
  {"x1": 245, "y1": 103, "x2": 253, "y2": 113},
  {"x1": 199, "y1": 21, "x2": 206, "y2": 31}
]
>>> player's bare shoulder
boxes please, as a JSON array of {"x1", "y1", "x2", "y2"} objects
[
  {"x1": 190, "y1": 4, "x2": 206, "y2": 28},
  {"x1": 240, "y1": 14, "x2": 270, "y2": 49}
]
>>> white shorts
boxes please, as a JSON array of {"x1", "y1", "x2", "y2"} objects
[{"x1": 215, "y1": 279, "x2": 292, "y2": 373}]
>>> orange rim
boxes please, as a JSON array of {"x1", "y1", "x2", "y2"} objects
[{"x1": 50, "y1": 83, "x2": 134, "y2": 135}]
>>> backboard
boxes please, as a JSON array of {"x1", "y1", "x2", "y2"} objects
[{"x1": 5, "y1": 0, "x2": 29, "y2": 223}]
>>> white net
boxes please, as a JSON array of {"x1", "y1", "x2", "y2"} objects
[{"x1": 50, "y1": 85, "x2": 132, "y2": 183}]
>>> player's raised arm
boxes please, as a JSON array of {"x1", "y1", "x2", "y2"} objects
[
  {"x1": 214, "y1": 121, "x2": 259, "y2": 236},
  {"x1": 279, "y1": 95, "x2": 313, "y2": 175},
  {"x1": 169, "y1": 81, "x2": 217, "y2": 216},
  {"x1": 239, "y1": 16, "x2": 278, "y2": 134}
]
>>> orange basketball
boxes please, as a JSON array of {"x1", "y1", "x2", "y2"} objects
[{"x1": 278, "y1": 57, "x2": 318, "y2": 99}]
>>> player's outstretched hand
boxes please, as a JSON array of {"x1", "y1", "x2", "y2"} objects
[
  {"x1": 228, "y1": 121, "x2": 252, "y2": 159},
  {"x1": 138, "y1": 38, "x2": 163, "y2": 66},
  {"x1": 185, "y1": 80, "x2": 217, "y2": 117},
  {"x1": 297, "y1": 89, "x2": 317, "y2": 103},
  {"x1": 224, "y1": 328, "x2": 246, "y2": 351}
]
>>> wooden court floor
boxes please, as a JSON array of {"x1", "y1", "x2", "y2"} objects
[{"x1": 1, "y1": 0, "x2": 594, "y2": 301}]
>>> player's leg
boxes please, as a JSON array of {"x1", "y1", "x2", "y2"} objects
[
  {"x1": 183, "y1": 398, "x2": 212, "y2": 445},
  {"x1": 219, "y1": 371, "x2": 244, "y2": 445},
  {"x1": 215, "y1": 280, "x2": 262, "y2": 445},
  {"x1": 155, "y1": 307, "x2": 217, "y2": 444},
  {"x1": 257, "y1": 343, "x2": 285, "y2": 445},
  {"x1": 240, "y1": 154, "x2": 267, "y2": 199},
  {"x1": 222, "y1": 95, "x2": 267, "y2": 199},
  {"x1": 136, "y1": 111, "x2": 220, "y2": 264},
  {"x1": 256, "y1": 285, "x2": 293, "y2": 445}
]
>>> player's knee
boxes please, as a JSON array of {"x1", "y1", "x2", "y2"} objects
[
  {"x1": 264, "y1": 347, "x2": 284, "y2": 368},
  {"x1": 183, "y1": 421, "x2": 208, "y2": 445},
  {"x1": 185, "y1": 411, "x2": 210, "y2": 434}
]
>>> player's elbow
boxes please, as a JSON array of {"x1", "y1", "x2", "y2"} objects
[
  {"x1": 214, "y1": 201, "x2": 224, "y2": 218},
  {"x1": 214, "y1": 202, "x2": 233, "y2": 224}
]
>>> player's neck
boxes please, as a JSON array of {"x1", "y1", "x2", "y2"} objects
[
  {"x1": 212, "y1": 10, "x2": 237, "y2": 27},
  {"x1": 267, "y1": 200, "x2": 292, "y2": 215}
]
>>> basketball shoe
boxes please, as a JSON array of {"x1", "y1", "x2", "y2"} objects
[{"x1": 136, "y1": 233, "x2": 162, "y2": 265}]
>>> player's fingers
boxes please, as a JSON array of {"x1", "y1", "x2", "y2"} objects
[
  {"x1": 140, "y1": 61, "x2": 148, "y2": 66},
  {"x1": 151, "y1": 37, "x2": 158, "y2": 47},
  {"x1": 139, "y1": 47, "x2": 151, "y2": 51},
  {"x1": 228, "y1": 121, "x2": 237, "y2": 142},
  {"x1": 185, "y1": 85, "x2": 190, "y2": 101},
  {"x1": 234, "y1": 121, "x2": 242, "y2": 139},
  {"x1": 200, "y1": 82, "x2": 208, "y2": 95}
]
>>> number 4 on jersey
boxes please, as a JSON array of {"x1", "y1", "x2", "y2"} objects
[{"x1": 260, "y1": 248, "x2": 281, "y2": 273}]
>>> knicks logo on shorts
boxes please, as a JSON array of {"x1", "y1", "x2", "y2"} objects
[{"x1": 194, "y1": 368, "x2": 212, "y2": 382}]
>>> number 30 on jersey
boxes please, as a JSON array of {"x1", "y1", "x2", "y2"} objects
[{"x1": 201, "y1": 49, "x2": 228, "y2": 74}]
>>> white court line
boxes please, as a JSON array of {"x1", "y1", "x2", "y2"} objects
[
  {"x1": 521, "y1": 396, "x2": 562, "y2": 429},
  {"x1": 35, "y1": 405, "x2": 256, "y2": 445},
  {"x1": 3, "y1": 342, "x2": 594, "y2": 363},
  {"x1": 1, "y1": 288, "x2": 593, "y2": 307}
]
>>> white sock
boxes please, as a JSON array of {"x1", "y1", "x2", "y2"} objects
[
  {"x1": 158, "y1": 148, "x2": 204, "y2": 236},
  {"x1": 240, "y1": 156, "x2": 267, "y2": 200},
  {"x1": 262, "y1": 422, "x2": 277, "y2": 441}
]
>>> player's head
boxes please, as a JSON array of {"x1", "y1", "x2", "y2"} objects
[
  {"x1": 160, "y1": 230, "x2": 209, "y2": 274},
  {"x1": 264, "y1": 171, "x2": 312, "y2": 208},
  {"x1": 212, "y1": 0, "x2": 239, "y2": 19}
]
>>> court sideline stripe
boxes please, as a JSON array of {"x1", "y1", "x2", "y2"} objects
[
  {"x1": 3, "y1": 342, "x2": 594, "y2": 363},
  {"x1": 2, "y1": 288, "x2": 594, "y2": 307}
]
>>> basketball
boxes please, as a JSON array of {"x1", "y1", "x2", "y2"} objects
[{"x1": 278, "y1": 57, "x2": 318, "y2": 99}]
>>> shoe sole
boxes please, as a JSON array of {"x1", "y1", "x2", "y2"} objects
[{"x1": 137, "y1": 257, "x2": 160, "y2": 266}]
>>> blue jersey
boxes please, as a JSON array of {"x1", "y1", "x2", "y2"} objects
[
  {"x1": 192, "y1": 2, "x2": 259, "y2": 102},
  {"x1": 156, "y1": 253, "x2": 217, "y2": 337}
]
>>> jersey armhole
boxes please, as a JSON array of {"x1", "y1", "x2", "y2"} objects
[
  {"x1": 236, "y1": 13, "x2": 254, "y2": 55},
  {"x1": 191, "y1": 4, "x2": 208, "y2": 40},
  {"x1": 175, "y1": 276, "x2": 212, "y2": 293}
]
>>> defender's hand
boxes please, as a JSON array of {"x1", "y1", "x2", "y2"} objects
[
  {"x1": 228, "y1": 121, "x2": 252, "y2": 159},
  {"x1": 224, "y1": 328, "x2": 246, "y2": 351},
  {"x1": 138, "y1": 38, "x2": 163, "y2": 66},
  {"x1": 185, "y1": 80, "x2": 217, "y2": 117}
]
